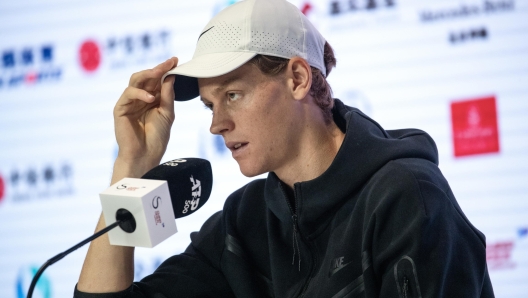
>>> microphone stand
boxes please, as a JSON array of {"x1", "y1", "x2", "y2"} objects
[{"x1": 26, "y1": 209, "x2": 136, "y2": 298}]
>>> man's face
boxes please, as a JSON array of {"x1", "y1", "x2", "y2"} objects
[{"x1": 198, "y1": 62, "x2": 302, "y2": 177}]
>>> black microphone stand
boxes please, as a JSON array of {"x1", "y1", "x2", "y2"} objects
[{"x1": 26, "y1": 209, "x2": 136, "y2": 298}]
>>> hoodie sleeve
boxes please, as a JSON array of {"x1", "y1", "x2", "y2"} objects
[
  {"x1": 363, "y1": 160, "x2": 493, "y2": 298},
  {"x1": 74, "y1": 211, "x2": 235, "y2": 298}
]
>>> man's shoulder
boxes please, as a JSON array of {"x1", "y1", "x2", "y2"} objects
[
  {"x1": 223, "y1": 178, "x2": 267, "y2": 211},
  {"x1": 226, "y1": 178, "x2": 267, "y2": 198},
  {"x1": 359, "y1": 157, "x2": 453, "y2": 217},
  {"x1": 370, "y1": 157, "x2": 447, "y2": 192}
]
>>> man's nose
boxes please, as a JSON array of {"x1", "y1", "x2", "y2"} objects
[{"x1": 209, "y1": 108, "x2": 233, "y2": 135}]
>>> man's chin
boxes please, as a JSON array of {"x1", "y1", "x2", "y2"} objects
[{"x1": 237, "y1": 163, "x2": 266, "y2": 178}]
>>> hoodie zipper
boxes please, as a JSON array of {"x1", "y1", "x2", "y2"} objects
[
  {"x1": 280, "y1": 183, "x2": 301, "y2": 271},
  {"x1": 402, "y1": 276, "x2": 409, "y2": 298},
  {"x1": 395, "y1": 257, "x2": 420, "y2": 298},
  {"x1": 279, "y1": 182, "x2": 316, "y2": 297},
  {"x1": 291, "y1": 213, "x2": 301, "y2": 271}
]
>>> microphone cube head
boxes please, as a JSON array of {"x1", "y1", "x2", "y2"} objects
[{"x1": 100, "y1": 178, "x2": 177, "y2": 248}]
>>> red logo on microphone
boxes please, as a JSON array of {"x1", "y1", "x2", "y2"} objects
[
  {"x1": 450, "y1": 96, "x2": 500, "y2": 157},
  {"x1": 79, "y1": 40, "x2": 101, "y2": 72}
]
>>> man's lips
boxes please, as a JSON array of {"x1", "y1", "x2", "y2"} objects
[{"x1": 226, "y1": 141, "x2": 249, "y2": 152}]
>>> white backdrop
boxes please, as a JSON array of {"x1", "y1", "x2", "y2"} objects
[{"x1": 0, "y1": 0, "x2": 527, "y2": 297}]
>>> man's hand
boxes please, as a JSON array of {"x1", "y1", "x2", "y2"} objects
[
  {"x1": 113, "y1": 57, "x2": 178, "y2": 178},
  {"x1": 77, "y1": 58, "x2": 178, "y2": 293}
]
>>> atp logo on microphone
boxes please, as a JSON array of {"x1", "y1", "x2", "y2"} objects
[
  {"x1": 163, "y1": 159, "x2": 187, "y2": 166},
  {"x1": 183, "y1": 176, "x2": 201, "y2": 214}
]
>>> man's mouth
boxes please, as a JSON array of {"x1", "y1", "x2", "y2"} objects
[{"x1": 227, "y1": 142, "x2": 249, "y2": 152}]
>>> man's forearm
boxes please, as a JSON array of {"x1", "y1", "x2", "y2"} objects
[
  {"x1": 77, "y1": 159, "x2": 155, "y2": 293},
  {"x1": 77, "y1": 213, "x2": 135, "y2": 293}
]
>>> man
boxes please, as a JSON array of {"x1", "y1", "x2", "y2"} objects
[{"x1": 76, "y1": 0, "x2": 494, "y2": 297}]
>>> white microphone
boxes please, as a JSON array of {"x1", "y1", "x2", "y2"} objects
[
  {"x1": 100, "y1": 178, "x2": 176, "y2": 248},
  {"x1": 99, "y1": 158, "x2": 213, "y2": 248},
  {"x1": 26, "y1": 158, "x2": 213, "y2": 298}
]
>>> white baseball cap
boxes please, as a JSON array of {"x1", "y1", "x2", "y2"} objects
[{"x1": 163, "y1": 0, "x2": 327, "y2": 101}]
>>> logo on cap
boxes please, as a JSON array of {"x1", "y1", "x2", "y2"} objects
[{"x1": 198, "y1": 26, "x2": 215, "y2": 41}]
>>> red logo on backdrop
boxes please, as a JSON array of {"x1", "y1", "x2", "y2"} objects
[
  {"x1": 25, "y1": 71, "x2": 38, "y2": 84},
  {"x1": 487, "y1": 241, "x2": 515, "y2": 270},
  {"x1": 301, "y1": 2, "x2": 313, "y2": 15},
  {"x1": 79, "y1": 40, "x2": 101, "y2": 72},
  {"x1": 0, "y1": 175, "x2": 5, "y2": 203},
  {"x1": 450, "y1": 96, "x2": 500, "y2": 157}
]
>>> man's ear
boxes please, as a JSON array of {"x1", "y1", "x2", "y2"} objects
[{"x1": 287, "y1": 57, "x2": 312, "y2": 101}]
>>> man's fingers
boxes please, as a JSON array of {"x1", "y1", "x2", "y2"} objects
[
  {"x1": 115, "y1": 87, "x2": 156, "y2": 113},
  {"x1": 159, "y1": 75, "x2": 176, "y2": 121},
  {"x1": 153, "y1": 57, "x2": 178, "y2": 71},
  {"x1": 129, "y1": 57, "x2": 178, "y2": 88},
  {"x1": 129, "y1": 69, "x2": 161, "y2": 89},
  {"x1": 148, "y1": 57, "x2": 178, "y2": 92}
]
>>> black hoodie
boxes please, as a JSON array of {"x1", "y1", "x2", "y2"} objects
[{"x1": 75, "y1": 99, "x2": 494, "y2": 297}]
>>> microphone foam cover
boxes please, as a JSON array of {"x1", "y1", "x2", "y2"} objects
[{"x1": 141, "y1": 158, "x2": 213, "y2": 219}]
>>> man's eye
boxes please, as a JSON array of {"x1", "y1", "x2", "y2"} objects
[{"x1": 228, "y1": 93, "x2": 241, "y2": 101}]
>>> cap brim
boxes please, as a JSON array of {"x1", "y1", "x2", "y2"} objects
[{"x1": 162, "y1": 51, "x2": 257, "y2": 101}]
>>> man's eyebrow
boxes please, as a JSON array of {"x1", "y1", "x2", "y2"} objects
[
  {"x1": 213, "y1": 73, "x2": 243, "y2": 95},
  {"x1": 199, "y1": 72, "x2": 245, "y2": 108}
]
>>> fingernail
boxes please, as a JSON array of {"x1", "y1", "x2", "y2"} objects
[{"x1": 147, "y1": 93, "x2": 155, "y2": 99}]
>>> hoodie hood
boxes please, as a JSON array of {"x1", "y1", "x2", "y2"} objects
[{"x1": 265, "y1": 99, "x2": 439, "y2": 236}]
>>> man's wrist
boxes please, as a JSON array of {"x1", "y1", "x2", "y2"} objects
[{"x1": 111, "y1": 157, "x2": 159, "y2": 184}]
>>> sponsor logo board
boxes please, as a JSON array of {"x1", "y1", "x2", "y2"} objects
[
  {"x1": 0, "y1": 45, "x2": 62, "y2": 90},
  {"x1": 487, "y1": 240, "x2": 515, "y2": 270},
  {"x1": 449, "y1": 27, "x2": 488, "y2": 45},
  {"x1": 450, "y1": 96, "x2": 500, "y2": 157},
  {"x1": 2, "y1": 162, "x2": 74, "y2": 205},
  {"x1": 79, "y1": 40, "x2": 102, "y2": 72},
  {"x1": 329, "y1": 0, "x2": 396, "y2": 15},
  {"x1": 78, "y1": 30, "x2": 171, "y2": 73},
  {"x1": 419, "y1": 0, "x2": 515, "y2": 23},
  {"x1": 16, "y1": 265, "x2": 51, "y2": 298},
  {"x1": 0, "y1": 174, "x2": 5, "y2": 204},
  {"x1": 486, "y1": 227, "x2": 527, "y2": 271}
]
